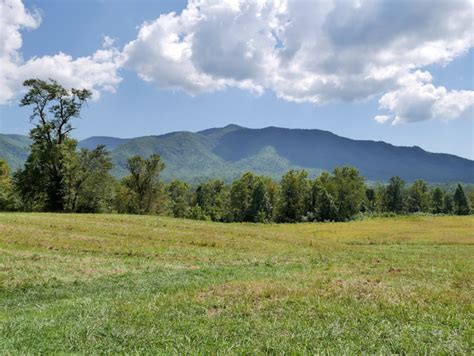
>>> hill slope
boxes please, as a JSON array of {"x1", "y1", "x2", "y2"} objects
[
  {"x1": 1, "y1": 125, "x2": 473, "y2": 183},
  {"x1": 78, "y1": 136, "x2": 130, "y2": 150},
  {"x1": 0, "y1": 134, "x2": 31, "y2": 172}
]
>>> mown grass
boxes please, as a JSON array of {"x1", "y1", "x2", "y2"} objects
[{"x1": 0, "y1": 213, "x2": 473, "y2": 354}]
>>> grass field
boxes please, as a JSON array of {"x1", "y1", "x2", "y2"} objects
[{"x1": 0, "y1": 213, "x2": 473, "y2": 353}]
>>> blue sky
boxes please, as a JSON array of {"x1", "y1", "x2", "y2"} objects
[{"x1": 0, "y1": 0, "x2": 473, "y2": 159}]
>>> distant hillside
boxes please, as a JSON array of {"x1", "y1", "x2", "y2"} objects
[
  {"x1": 109, "y1": 129, "x2": 322, "y2": 181},
  {"x1": 78, "y1": 136, "x2": 130, "y2": 150},
  {"x1": 0, "y1": 134, "x2": 31, "y2": 172},
  {"x1": 1, "y1": 125, "x2": 473, "y2": 183}
]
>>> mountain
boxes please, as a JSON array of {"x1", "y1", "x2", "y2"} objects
[
  {"x1": 1, "y1": 125, "x2": 473, "y2": 183},
  {"x1": 78, "y1": 136, "x2": 130, "y2": 150},
  {"x1": 0, "y1": 134, "x2": 31, "y2": 172}
]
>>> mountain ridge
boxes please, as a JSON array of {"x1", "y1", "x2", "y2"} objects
[{"x1": 1, "y1": 125, "x2": 473, "y2": 183}]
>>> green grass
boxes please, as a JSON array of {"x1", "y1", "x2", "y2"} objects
[{"x1": 0, "y1": 213, "x2": 473, "y2": 353}]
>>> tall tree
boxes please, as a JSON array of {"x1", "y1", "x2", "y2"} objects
[
  {"x1": 316, "y1": 187, "x2": 337, "y2": 221},
  {"x1": 123, "y1": 154, "x2": 165, "y2": 214},
  {"x1": 15, "y1": 79, "x2": 91, "y2": 211},
  {"x1": 443, "y1": 193, "x2": 454, "y2": 214},
  {"x1": 249, "y1": 178, "x2": 272, "y2": 222},
  {"x1": 327, "y1": 166, "x2": 366, "y2": 221},
  {"x1": 279, "y1": 170, "x2": 310, "y2": 222},
  {"x1": 0, "y1": 159, "x2": 17, "y2": 211},
  {"x1": 431, "y1": 187, "x2": 444, "y2": 214},
  {"x1": 383, "y1": 176, "x2": 406, "y2": 213},
  {"x1": 407, "y1": 179, "x2": 430, "y2": 213},
  {"x1": 365, "y1": 188, "x2": 376, "y2": 212},
  {"x1": 229, "y1": 172, "x2": 257, "y2": 222},
  {"x1": 310, "y1": 177, "x2": 337, "y2": 221},
  {"x1": 66, "y1": 145, "x2": 114, "y2": 213},
  {"x1": 453, "y1": 184, "x2": 470, "y2": 215},
  {"x1": 260, "y1": 176, "x2": 279, "y2": 221},
  {"x1": 167, "y1": 180, "x2": 192, "y2": 218},
  {"x1": 195, "y1": 179, "x2": 229, "y2": 221}
]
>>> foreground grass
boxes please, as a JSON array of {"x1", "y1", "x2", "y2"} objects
[{"x1": 0, "y1": 213, "x2": 473, "y2": 353}]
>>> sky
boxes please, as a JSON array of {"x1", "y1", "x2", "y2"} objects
[{"x1": 0, "y1": 0, "x2": 473, "y2": 159}]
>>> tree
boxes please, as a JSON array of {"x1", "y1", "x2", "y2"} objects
[
  {"x1": 229, "y1": 172, "x2": 257, "y2": 222},
  {"x1": 0, "y1": 159, "x2": 17, "y2": 211},
  {"x1": 443, "y1": 193, "x2": 454, "y2": 214},
  {"x1": 309, "y1": 177, "x2": 336, "y2": 221},
  {"x1": 383, "y1": 176, "x2": 406, "y2": 213},
  {"x1": 407, "y1": 179, "x2": 430, "y2": 213},
  {"x1": 15, "y1": 79, "x2": 92, "y2": 211},
  {"x1": 316, "y1": 187, "x2": 337, "y2": 221},
  {"x1": 327, "y1": 166, "x2": 365, "y2": 221},
  {"x1": 311, "y1": 177, "x2": 337, "y2": 221},
  {"x1": 365, "y1": 188, "x2": 376, "y2": 212},
  {"x1": 278, "y1": 170, "x2": 310, "y2": 222},
  {"x1": 195, "y1": 179, "x2": 229, "y2": 221},
  {"x1": 467, "y1": 187, "x2": 474, "y2": 211},
  {"x1": 167, "y1": 180, "x2": 191, "y2": 218},
  {"x1": 66, "y1": 145, "x2": 114, "y2": 213},
  {"x1": 123, "y1": 154, "x2": 165, "y2": 214},
  {"x1": 453, "y1": 184, "x2": 470, "y2": 215},
  {"x1": 431, "y1": 187, "x2": 444, "y2": 214},
  {"x1": 249, "y1": 178, "x2": 272, "y2": 222},
  {"x1": 260, "y1": 176, "x2": 279, "y2": 222}
]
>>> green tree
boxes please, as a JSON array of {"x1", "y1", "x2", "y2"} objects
[
  {"x1": 309, "y1": 177, "x2": 336, "y2": 221},
  {"x1": 453, "y1": 184, "x2": 470, "y2": 215},
  {"x1": 316, "y1": 187, "x2": 337, "y2": 221},
  {"x1": 365, "y1": 188, "x2": 376, "y2": 212},
  {"x1": 431, "y1": 187, "x2": 444, "y2": 214},
  {"x1": 0, "y1": 159, "x2": 17, "y2": 211},
  {"x1": 327, "y1": 166, "x2": 366, "y2": 221},
  {"x1": 278, "y1": 170, "x2": 310, "y2": 222},
  {"x1": 467, "y1": 187, "x2": 474, "y2": 210},
  {"x1": 229, "y1": 172, "x2": 257, "y2": 222},
  {"x1": 383, "y1": 176, "x2": 406, "y2": 213},
  {"x1": 443, "y1": 193, "x2": 454, "y2": 214},
  {"x1": 260, "y1": 176, "x2": 279, "y2": 221},
  {"x1": 249, "y1": 178, "x2": 272, "y2": 222},
  {"x1": 195, "y1": 179, "x2": 229, "y2": 221},
  {"x1": 66, "y1": 145, "x2": 114, "y2": 213},
  {"x1": 123, "y1": 154, "x2": 165, "y2": 214},
  {"x1": 407, "y1": 179, "x2": 430, "y2": 213},
  {"x1": 311, "y1": 179, "x2": 337, "y2": 221},
  {"x1": 167, "y1": 180, "x2": 191, "y2": 218},
  {"x1": 113, "y1": 181, "x2": 136, "y2": 214},
  {"x1": 14, "y1": 79, "x2": 92, "y2": 211}
]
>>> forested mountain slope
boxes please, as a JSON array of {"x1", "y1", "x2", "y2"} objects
[{"x1": 1, "y1": 125, "x2": 473, "y2": 183}]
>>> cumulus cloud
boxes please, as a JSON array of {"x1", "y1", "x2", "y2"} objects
[
  {"x1": 122, "y1": 1, "x2": 280, "y2": 94},
  {"x1": 122, "y1": 0, "x2": 474, "y2": 123},
  {"x1": 374, "y1": 115, "x2": 391, "y2": 124},
  {"x1": 2, "y1": 0, "x2": 473, "y2": 124},
  {"x1": 375, "y1": 69, "x2": 474, "y2": 124},
  {"x1": 379, "y1": 83, "x2": 474, "y2": 125},
  {"x1": 0, "y1": 0, "x2": 122, "y2": 104}
]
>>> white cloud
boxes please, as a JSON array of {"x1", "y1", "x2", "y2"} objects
[
  {"x1": 374, "y1": 115, "x2": 392, "y2": 124},
  {"x1": 0, "y1": 0, "x2": 122, "y2": 104},
  {"x1": 122, "y1": 0, "x2": 474, "y2": 123},
  {"x1": 122, "y1": 1, "x2": 279, "y2": 94},
  {"x1": 379, "y1": 80, "x2": 474, "y2": 124},
  {"x1": 102, "y1": 35, "x2": 116, "y2": 49},
  {"x1": 2, "y1": 0, "x2": 473, "y2": 124},
  {"x1": 0, "y1": 0, "x2": 39, "y2": 59}
]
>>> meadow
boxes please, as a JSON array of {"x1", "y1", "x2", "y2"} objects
[{"x1": 0, "y1": 213, "x2": 472, "y2": 354}]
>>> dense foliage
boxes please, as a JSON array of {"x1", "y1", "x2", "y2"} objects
[{"x1": 0, "y1": 79, "x2": 472, "y2": 221}]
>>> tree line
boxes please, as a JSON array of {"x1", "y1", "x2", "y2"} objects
[{"x1": 0, "y1": 79, "x2": 472, "y2": 222}]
